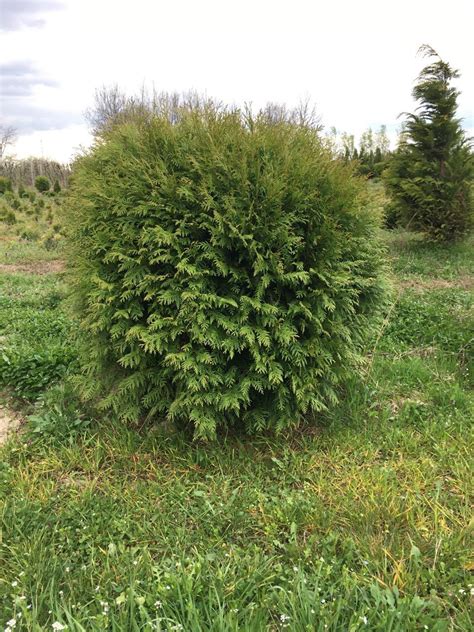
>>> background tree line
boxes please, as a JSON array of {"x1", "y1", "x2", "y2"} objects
[
  {"x1": 0, "y1": 157, "x2": 71, "y2": 189},
  {"x1": 329, "y1": 125, "x2": 392, "y2": 179}
]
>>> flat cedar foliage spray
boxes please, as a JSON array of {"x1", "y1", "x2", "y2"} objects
[
  {"x1": 67, "y1": 104, "x2": 387, "y2": 439},
  {"x1": 385, "y1": 46, "x2": 473, "y2": 241}
]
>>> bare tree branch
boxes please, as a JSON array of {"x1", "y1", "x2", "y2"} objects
[
  {"x1": 0, "y1": 125, "x2": 17, "y2": 159},
  {"x1": 85, "y1": 84, "x2": 130, "y2": 135}
]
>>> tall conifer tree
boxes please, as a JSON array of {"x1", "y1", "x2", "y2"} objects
[{"x1": 385, "y1": 45, "x2": 472, "y2": 240}]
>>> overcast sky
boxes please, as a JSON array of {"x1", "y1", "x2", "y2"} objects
[{"x1": 1, "y1": 0, "x2": 473, "y2": 162}]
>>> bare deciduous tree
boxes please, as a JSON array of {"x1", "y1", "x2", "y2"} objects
[
  {"x1": 85, "y1": 85, "x2": 227, "y2": 136},
  {"x1": 85, "y1": 87, "x2": 322, "y2": 139},
  {"x1": 85, "y1": 84, "x2": 130, "y2": 135},
  {"x1": 0, "y1": 125, "x2": 17, "y2": 159},
  {"x1": 259, "y1": 99, "x2": 322, "y2": 130},
  {"x1": 293, "y1": 98, "x2": 322, "y2": 130},
  {"x1": 0, "y1": 157, "x2": 71, "y2": 187}
]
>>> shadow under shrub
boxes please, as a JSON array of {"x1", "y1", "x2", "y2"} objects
[{"x1": 67, "y1": 105, "x2": 387, "y2": 439}]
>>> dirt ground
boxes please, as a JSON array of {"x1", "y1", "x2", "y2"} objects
[
  {"x1": 0, "y1": 260, "x2": 65, "y2": 275},
  {"x1": 0, "y1": 404, "x2": 22, "y2": 445},
  {"x1": 396, "y1": 275, "x2": 474, "y2": 291}
]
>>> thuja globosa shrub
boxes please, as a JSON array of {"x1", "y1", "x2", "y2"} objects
[{"x1": 67, "y1": 107, "x2": 387, "y2": 439}]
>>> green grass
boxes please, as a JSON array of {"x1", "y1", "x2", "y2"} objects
[
  {"x1": 0, "y1": 273, "x2": 74, "y2": 400},
  {"x1": 386, "y1": 230, "x2": 474, "y2": 280},
  {"x1": 0, "y1": 231, "x2": 473, "y2": 631},
  {"x1": 0, "y1": 240, "x2": 65, "y2": 265}
]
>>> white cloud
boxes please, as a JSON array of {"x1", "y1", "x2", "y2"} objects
[
  {"x1": 11, "y1": 124, "x2": 92, "y2": 162},
  {"x1": 3, "y1": 0, "x2": 473, "y2": 161}
]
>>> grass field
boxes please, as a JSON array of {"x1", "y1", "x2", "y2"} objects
[{"x1": 0, "y1": 230, "x2": 473, "y2": 631}]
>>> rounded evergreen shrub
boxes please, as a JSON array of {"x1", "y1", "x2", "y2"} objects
[
  {"x1": 10, "y1": 196, "x2": 21, "y2": 210},
  {"x1": 0, "y1": 204, "x2": 16, "y2": 225},
  {"x1": 0, "y1": 176, "x2": 12, "y2": 194},
  {"x1": 35, "y1": 175, "x2": 51, "y2": 192},
  {"x1": 67, "y1": 107, "x2": 387, "y2": 439},
  {"x1": 19, "y1": 227, "x2": 40, "y2": 241}
]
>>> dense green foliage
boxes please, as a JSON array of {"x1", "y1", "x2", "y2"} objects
[
  {"x1": 0, "y1": 274, "x2": 74, "y2": 400},
  {"x1": 0, "y1": 203, "x2": 16, "y2": 225},
  {"x1": 384, "y1": 46, "x2": 473, "y2": 241},
  {"x1": 0, "y1": 176, "x2": 12, "y2": 194},
  {"x1": 35, "y1": 175, "x2": 51, "y2": 193},
  {"x1": 67, "y1": 108, "x2": 387, "y2": 439}
]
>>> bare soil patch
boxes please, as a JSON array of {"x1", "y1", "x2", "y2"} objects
[
  {"x1": 396, "y1": 275, "x2": 474, "y2": 291},
  {"x1": 0, "y1": 260, "x2": 65, "y2": 275},
  {"x1": 0, "y1": 405, "x2": 23, "y2": 446}
]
